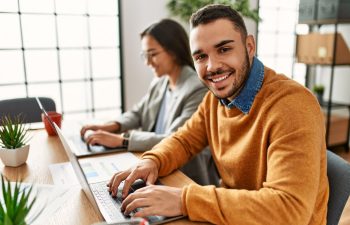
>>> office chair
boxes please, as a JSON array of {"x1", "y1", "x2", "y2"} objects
[
  {"x1": 0, "y1": 97, "x2": 56, "y2": 125},
  {"x1": 327, "y1": 150, "x2": 350, "y2": 225}
]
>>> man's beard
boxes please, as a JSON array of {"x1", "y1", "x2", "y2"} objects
[{"x1": 203, "y1": 51, "x2": 251, "y2": 100}]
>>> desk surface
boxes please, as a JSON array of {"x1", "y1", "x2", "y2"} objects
[{"x1": 0, "y1": 129, "x2": 205, "y2": 225}]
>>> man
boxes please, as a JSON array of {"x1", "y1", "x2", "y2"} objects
[{"x1": 108, "y1": 4, "x2": 328, "y2": 225}]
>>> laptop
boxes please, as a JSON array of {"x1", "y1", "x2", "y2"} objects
[
  {"x1": 35, "y1": 97, "x2": 126, "y2": 156},
  {"x1": 40, "y1": 99, "x2": 185, "y2": 224},
  {"x1": 65, "y1": 123, "x2": 127, "y2": 157}
]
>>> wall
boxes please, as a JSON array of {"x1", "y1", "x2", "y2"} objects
[
  {"x1": 120, "y1": 0, "x2": 258, "y2": 110},
  {"x1": 120, "y1": 0, "x2": 168, "y2": 111}
]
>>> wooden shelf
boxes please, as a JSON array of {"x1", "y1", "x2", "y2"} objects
[
  {"x1": 299, "y1": 19, "x2": 350, "y2": 25},
  {"x1": 326, "y1": 114, "x2": 349, "y2": 147}
]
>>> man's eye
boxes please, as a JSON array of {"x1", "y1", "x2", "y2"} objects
[{"x1": 219, "y1": 47, "x2": 231, "y2": 53}]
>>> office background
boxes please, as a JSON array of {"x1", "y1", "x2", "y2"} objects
[
  {"x1": 0, "y1": 1, "x2": 349, "y2": 224},
  {"x1": 0, "y1": 0, "x2": 349, "y2": 119}
]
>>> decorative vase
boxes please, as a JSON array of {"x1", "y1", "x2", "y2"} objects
[
  {"x1": 0, "y1": 145, "x2": 30, "y2": 167},
  {"x1": 316, "y1": 93, "x2": 324, "y2": 105}
]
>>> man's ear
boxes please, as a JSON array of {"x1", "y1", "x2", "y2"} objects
[{"x1": 246, "y1": 35, "x2": 256, "y2": 58}]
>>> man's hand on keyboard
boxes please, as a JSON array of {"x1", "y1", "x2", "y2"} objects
[
  {"x1": 107, "y1": 159, "x2": 159, "y2": 199},
  {"x1": 121, "y1": 185, "x2": 183, "y2": 218}
]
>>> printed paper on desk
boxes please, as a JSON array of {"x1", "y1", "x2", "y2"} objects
[
  {"x1": 30, "y1": 184, "x2": 72, "y2": 225},
  {"x1": 78, "y1": 152, "x2": 140, "y2": 184},
  {"x1": 49, "y1": 162, "x2": 79, "y2": 186}
]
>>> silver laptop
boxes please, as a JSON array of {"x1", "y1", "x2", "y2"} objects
[
  {"x1": 40, "y1": 99, "x2": 184, "y2": 224},
  {"x1": 66, "y1": 123, "x2": 126, "y2": 157},
  {"x1": 35, "y1": 97, "x2": 126, "y2": 156}
]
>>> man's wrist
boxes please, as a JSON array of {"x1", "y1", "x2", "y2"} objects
[{"x1": 142, "y1": 157, "x2": 160, "y2": 172}]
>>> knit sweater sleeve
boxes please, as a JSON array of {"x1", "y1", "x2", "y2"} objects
[{"x1": 141, "y1": 93, "x2": 210, "y2": 176}]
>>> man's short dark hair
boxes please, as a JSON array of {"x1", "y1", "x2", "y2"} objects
[{"x1": 190, "y1": 4, "x2": 247, "y2": 39}]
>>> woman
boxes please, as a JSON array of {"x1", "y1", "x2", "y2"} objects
[{"x1": 81, "y1": 19, "x2": 218, "y2": 185}]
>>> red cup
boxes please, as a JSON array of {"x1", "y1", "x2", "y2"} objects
[{"x1": 41, "y1": 111, "x2": 62, "y2": 136}]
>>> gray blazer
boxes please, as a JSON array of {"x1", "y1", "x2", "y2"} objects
[{"x1": 117, "y1": 65, "x2": 207, "y2": 151}]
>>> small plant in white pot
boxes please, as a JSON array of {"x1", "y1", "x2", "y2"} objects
[{"x1": 0, "y1": 115, "x2": 30, "y2": 167}]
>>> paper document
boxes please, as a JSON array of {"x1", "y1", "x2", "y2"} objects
[
  {"x1": 49, "y1": 162, "x2": 79, "y2": 185},
  {"x1": 78, "y1": 152, "x2": 140, "y2": 183},
  {"x1": 31, "y1": 185, "x2": 72, "y2": 225}
]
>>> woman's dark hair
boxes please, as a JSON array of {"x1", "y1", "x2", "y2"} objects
[
  {"x1": 140, "y1": 19, "x2": 194, "y2": 69},
  {"x1": 190, "y1": 4, "x2": 247, "y2": 40}
]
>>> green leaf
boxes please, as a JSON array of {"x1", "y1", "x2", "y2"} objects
[
  {"x1": 167, "y1": 0, "x2": 260, "y2": 23},
  {"x1": 4, "y1": 214, "x2": 13, "y2": 225},
  {"x1": 0, "y1": 174, "x2": 39, "y2": 225},
  {"x1": 0, "y1": 115, "x2": 29, "y2": 149}
]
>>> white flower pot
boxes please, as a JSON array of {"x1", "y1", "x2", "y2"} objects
[{"x1": 0, "y1": 145, "x2": 30, "y2": 167}]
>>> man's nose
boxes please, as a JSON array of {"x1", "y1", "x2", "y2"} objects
[{"x1": 207, "y1": 55, "x2": 222, "y2": 72}]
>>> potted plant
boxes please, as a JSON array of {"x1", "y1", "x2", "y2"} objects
[
  {"x1": 0, "y1": 115, "x2": 30, "y2": 167},
  {"x1": 0, "y1": 174, "x2": 39, "y2": 225},
  {"x1": 167, "y1": 0, "x2": 260, "y2": 23},
  {"x1": 312, "y1": 84, "x2": 325, "y2": 104}
]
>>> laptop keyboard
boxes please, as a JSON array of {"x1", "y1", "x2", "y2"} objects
[
  {"x1": 90, "y1": 181, "x2": 165, "y2": 224},
  {"x1": 70, "y1": 136, "x2": 107, "y2": 153},
  {"x1": 71, "y1": 136, "x2": 89, "y2": 150},
  {"x1": 90, "y1": 181, "x2": 126, "y2": 221}
]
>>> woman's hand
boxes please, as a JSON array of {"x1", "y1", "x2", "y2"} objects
[
  {"x1": 85, "y1": 130, "x2": 124, "y2": 148},
  {"x1": 80, "y1": 122, "x2": 120, "y2": 137}
]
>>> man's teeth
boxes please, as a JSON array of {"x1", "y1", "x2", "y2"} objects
[{"x1": 212, "y1": 75, "x2": 228, "y2": 83}]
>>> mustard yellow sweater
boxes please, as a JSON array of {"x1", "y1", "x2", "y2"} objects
[{"x1": 142, "y1": 67, "x2": 328, "y2": 225}]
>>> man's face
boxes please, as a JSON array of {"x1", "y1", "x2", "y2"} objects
[{"x1": 190, "y1": 19, "x2": 255, "y2": 101}]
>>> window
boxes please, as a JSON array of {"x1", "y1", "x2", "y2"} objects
[
  {"x1": 0, "y1": 0, "x2": 123, "y2": 120},
  {"x1": 257, "y1": 0, "x2": 306, "y2": 84}
]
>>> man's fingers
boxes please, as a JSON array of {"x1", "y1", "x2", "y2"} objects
[
  {"x1": 123, "y1": 197, "x2": 148, "y2": 215},
  {"x1": 109, "y1": 171, "x2": 129, "y2": 196},
  {"x1": 133, "y1": 206, "x2": 154, "y2": 218},
  {"x1": 107, "y1": 173, "x2": 115, "y2": 187},
  {"x1": 122, "y1": 172, "x2": 139, "y2": 198},
  {"x1": 146, "y1": 173, "x2": 157, "y2": 185}
]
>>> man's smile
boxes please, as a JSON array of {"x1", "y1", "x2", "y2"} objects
[{"x1": 206, "y1": 71, "x2": 233, "y2": 84}]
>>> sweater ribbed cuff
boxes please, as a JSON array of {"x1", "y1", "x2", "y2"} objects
[{"x1": 181, "y1": 185, "x2": 189, "y2": 216}]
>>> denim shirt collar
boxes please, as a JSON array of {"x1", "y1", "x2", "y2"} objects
[{"x1": 220, "y1": 57, "x2": 264, "y2": 114}]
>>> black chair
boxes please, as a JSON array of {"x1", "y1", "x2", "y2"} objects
[
  {"x1": 327, "y1": 150, "x2": 350, "y2": 225},
  {"x1": 0, "y1": 97, "x2": 56, "y2": 124}
]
